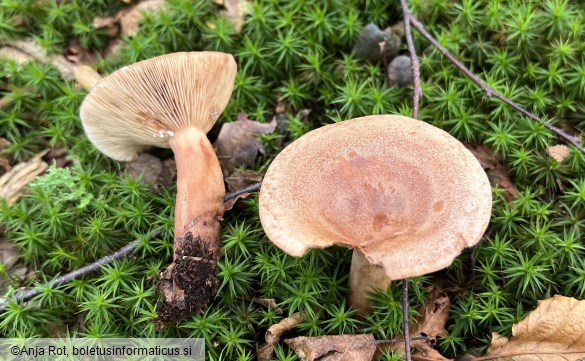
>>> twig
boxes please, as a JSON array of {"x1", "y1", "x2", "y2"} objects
[
  {"x1": 400, "y1": 2, "x2": 420, "y2": 360},
  {"x1": 226, "y1": 182, "x2": 261, "y2": 201},
  {"x1": 0, "y1": 232, "x2": 158, "y2": 312},
  {"x1": 374, "y1": 335, "x2": 430, "y2": 345},
  {"x1": 401, "y1": 278, "x2": 412, "y2": 361},
  {"x1": 400, "y1": 0, "x2": 422, "y2": 119},
  {"x1": 0, "y1": 184, "x2": 263, "y2": 312},
  {"x1": 405, "y1": 14, "x2": 585, "y2": 154}
]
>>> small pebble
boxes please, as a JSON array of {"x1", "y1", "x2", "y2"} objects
[
  {"x1": 387, "y1": 55, "x2": 412, "y2": 87},
  {"x1": 353, "y1": 23, "x2": 402, "y2": 63}
]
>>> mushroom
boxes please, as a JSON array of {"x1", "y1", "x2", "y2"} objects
[
  {"x1": 79, "y1": 52, "x2": 237, "y2": 321},
  {"x1": 259, "y1": 115, "x2": 492, "y2": 311}
]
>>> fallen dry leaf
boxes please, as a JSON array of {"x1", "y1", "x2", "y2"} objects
[
  {"x1": 1, "y1": 40, "x2": 99, "y2": 90},
  {"x1": 9, "y1": 40, "x2": 76, "y2": 80},
  {"x1": 286, "y1": 334, "x2": 377, "y2": 361},
  {"x1": 225, "y1": 169, "x2": 263, "y2": 192},
  {"x1": 412, "y1": 285, "x2": 451, "y2": 341},
  {"x1": 214, "y1": 113, "x2": 276, "y2": 175},
  {"x1": 43, "y1": 148, "x2": 72, "y2": 169},
  {"x1": 0, "y1": 151, "x2": 48, "y2": 205},
  {"x1": 477, "y1": 295, "x2": 585, "y2": 361},
  {"x1": 94, "y1": 0, "x2": 167, "y2": 37},
  {"x1": 125, "y1": 153, "x2": 175, "y2": 190},
  {"x1": 65, "y1": 40, "x2": 100, "y2": 65},
  {"x1": 280, "y1": 286, "x2": 453, "y2": 361},
  {"x1": 218, "y1": 0, "x2": 250, "y2": 33},
  {"x1": 547, "y1": 144, "x2": 570, "y2": 163},
  {"x1": 380, "y1": 284, "x2": 453, "y2": 361},
  {"x1": 465, "y1": 143, "x2": 519, "y2": 201}
]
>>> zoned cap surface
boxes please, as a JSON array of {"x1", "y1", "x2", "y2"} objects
[{"x1": 259, "y1": 115, "x2": 492, "y2": 280}]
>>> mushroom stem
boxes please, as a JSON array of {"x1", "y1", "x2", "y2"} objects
[
  {"x1": 348, "y1": 250, "x2": 392, "y2": 312},
  {"x1": 170, "y1": 127, "x2": 225, "y2": 255},
  {"x1": 155, "y1": 127, "x2": 225, "y2": 322}
]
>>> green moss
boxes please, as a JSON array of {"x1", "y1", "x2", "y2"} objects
[{"x1": 1, "y1": 0, "x2": 585, "y2": 359}]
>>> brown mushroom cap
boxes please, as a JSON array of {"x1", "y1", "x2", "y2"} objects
[
  {"x1": 259, "y1": 115, "x2": 492, "y2": 280},
  {"x1": 79, "y1": 51, "x2": 237, "y2": 161}
]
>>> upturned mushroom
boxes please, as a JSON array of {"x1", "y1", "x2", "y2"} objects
[
  {"x1": 259, "y1": 115, "x2": 492, "y2": 311},
  {"x1": 79, "y1": 52, "x2": 237, "y2": 321}
]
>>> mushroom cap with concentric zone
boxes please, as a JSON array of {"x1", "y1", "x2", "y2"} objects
[
  {"x1": 259, "y1": 115, "x2": 492, "y2": 280},
  {"x1": 79, "y1": 51, "x2": 237, "y2": 161}
]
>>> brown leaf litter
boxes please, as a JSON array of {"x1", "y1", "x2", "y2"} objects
[
  {"x1": 0, "y1": 150, "x2": 48, "y2": 206},
  {"x1": 0, "y1": 40, "x2": 101, "y2": 90},
  {"x1": 546, "y1": 144, "x2": 570, "y2": 163},
  {"x1": 125, "y1": 153, "x2": 175, "y2": 190},
  {"x1": 213, "y1": 0, "x2": 250, "y2": 33},
  {"x1": 465, "y1": 143, "x2": 519, "y2": 201},
  {"x1": 281, "y1": 285, "x2": 452, "y2": 361},
  {"x1": 93, "y1": 0, "x2": 167, "y2": 37},
  {"x1": 257, "y1": 312, "x2": 307, "y2": 361},
  {"x1": 224, "y1": 169, "x2": 263, "y2": 211},
  {"x1": 477, "y1": 295, "x2": 585, "y2": 361},
  {"x1": 214, "y1": 113, "x2": 277, "y2": 176}
]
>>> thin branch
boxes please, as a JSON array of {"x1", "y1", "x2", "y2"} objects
[
  {"x1": 226, "y1": 182, "x2": 261, "y2": 200},
  {"x1": 0, "y1": 233, "x2": 157, "y2": 312},
  {"x1": 406, "y1": 14, "x2": 585, "y2": 154},
  {"x1": 400, "y1": 2, "x2": 420, "y2": 360},
  {"x1": 0, "y1": 184, "x2": 263, "y2": 312},
  {"x1": 401, "y1": 278, "x2": 412, "y2": 361},
  {"x1": 400, "y1": 0, "x2": 422, "y2": 119}
]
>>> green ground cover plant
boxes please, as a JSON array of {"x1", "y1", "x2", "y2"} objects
[{"x1": 0, "y1": 0, "x2": 584, "y2": 359}]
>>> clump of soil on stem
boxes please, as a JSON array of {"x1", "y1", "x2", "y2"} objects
[{"x1": 155, "y1": 233, "x2": 219, "y2": 323}]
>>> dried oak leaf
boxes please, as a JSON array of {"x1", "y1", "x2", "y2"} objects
[
  {"x1": 214, "y1": 113, "x2": 276, "y2": 176},
  {"x1": 464, "y1": 143, "x2": 518, "y2": 201},
  {"x1": 286, "y1": 334, "x2": 377, "y2": 361},
  {"x1": 382, "y1": 284, "x2": 453, "y2": 361},
  {"x1": 480, "y1": 295, "x2": 585, "y2": 361},
  {"x1": 281, "y1": 287, "x2": 453, "y2": 361},
  {"x1": 412, "y1": 285, "x2": 451, "y2": 341}
]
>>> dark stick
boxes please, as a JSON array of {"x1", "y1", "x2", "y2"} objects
[
  {"x1": 400, "y1": 0, "x2": 422, "y2": 119},
  {"x1": 225, "y1": 182, "x2": 261, "y2": 201},
  {"x1": 0, "y1": 184, "x2": 263, "y2": 312},
  {"x1": 406, "y1": 15, "x2": 585, "y2": 154},
  {"x1": 399, "y1": 2, "x2": 420, "y2": 360},
  {"x1": 402, "y1": 278, "x2": 412, "y2": 361},
  {"x1": 0, "y1": 233, "x2": 156, "y2": 312}
]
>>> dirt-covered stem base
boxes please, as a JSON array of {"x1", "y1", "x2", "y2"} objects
[{"x1": 155, "y1": 127, "x2": 225, "y2": 323}]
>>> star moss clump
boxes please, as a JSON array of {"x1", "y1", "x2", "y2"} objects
[{"x1": 0, "y1": 0, "x2": 584, "y2": 359}]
